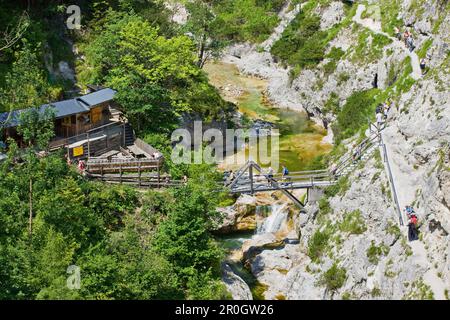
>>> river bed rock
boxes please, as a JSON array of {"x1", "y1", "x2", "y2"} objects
[{"x1": 222, "y1": 263, "x2": 253, "y2": 300}]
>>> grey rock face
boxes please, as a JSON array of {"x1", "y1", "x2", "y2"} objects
[
  {"x1": 218, "y1": 0, "x2": 450, "y2": 300},
  {"x1": 222, "y1": 263, "x2": 253, "y2": 300},
  {"x1": 319, "y1": 1, "x2": 346, "y2": 30}
]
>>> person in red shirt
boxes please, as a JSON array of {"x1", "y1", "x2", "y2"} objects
[
  {"x1": 408, "y1": 213, "x2": 419, "y2": 241},
  {"x1": 78, "y1": 160, "x2": 86, "y2": 173}
]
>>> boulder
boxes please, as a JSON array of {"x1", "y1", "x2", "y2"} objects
[{"x1": 222, "y1": 263, "x2": 253, "y2": 300}]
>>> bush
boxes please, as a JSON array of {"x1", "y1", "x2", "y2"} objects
[
  {"x1": 319, "y1": 198, "x2": 331, "y2": 215},
  {"x1": 323, "y1": 92, "x2": 340, "y2": 115},
  {"x1": 339, "y1": 210, "x2": 367, "y2": 235},
  {"x1": 271, "y1": 11, "x2": 327, "y2": 73},
  {"x1": 308, "y1": 225, "x2": 332, "y2": 262},
  {"x1": 213, "y1": 0, "x2": 281, "y2": 43},
  {"x1": 366, "y1": 240, "x2": 390, "y2": 264},
  {"x1": 321, "y1": 262, "x2": 347, "y2": 291},
  {"x1": 334, "y1": 89, "x2": 379, "y2": 144}
]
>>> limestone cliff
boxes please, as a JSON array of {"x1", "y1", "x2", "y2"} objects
[{"x1": 218, "y1": 0, "x2": 449, "y2": 300}]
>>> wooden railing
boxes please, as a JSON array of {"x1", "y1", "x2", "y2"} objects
[
  {"x1": 86, "y1": 158, "x2": 163, "y2": 174},
  {"x1": 49, "y1": 121, "x2": 125, "y2": 150}
]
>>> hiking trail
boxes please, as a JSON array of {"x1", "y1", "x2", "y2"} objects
[
  {"x1": 353, "y1": 4, "x2": 423, "y2": 80},
  {"x1": 381, "y1": 128, "x2": 447, "y2": 299}
]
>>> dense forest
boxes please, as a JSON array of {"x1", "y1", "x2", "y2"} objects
[{"x1": 0, "y1": 0, "x2": 287, "y2": 299}]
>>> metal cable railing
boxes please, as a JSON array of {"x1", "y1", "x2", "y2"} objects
[{"x1": 380, "y1": 135, "x2": 404, "y2": 226}]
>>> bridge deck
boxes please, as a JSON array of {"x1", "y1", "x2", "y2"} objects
[{"x1": 230, "y1": 179, "x2": 336, "y2": 193}]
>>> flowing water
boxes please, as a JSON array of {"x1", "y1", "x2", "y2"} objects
[
  {"x1": 204, "y1": 61, "x2": 332, "y2": 172},
  {"x1": 208, "y1": 60, "x2": 331, "y2": 299},
  {"x1": 257, "y1": 203, "x2": 289, "y2": 234}
]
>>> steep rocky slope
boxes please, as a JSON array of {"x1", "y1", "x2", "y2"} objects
[
  {"x1": 216, "y1": 0, "x2": 449, "y2": 300},
  {"x1": 166, "y1": 0, "x2": 449, "y2": 299}
]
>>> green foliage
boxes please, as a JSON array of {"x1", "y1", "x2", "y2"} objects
[
  {"x1": 416, "y1": 38, "x2": 433, "y2": 59},
  {"x1": 84, "y1": 182, "x2": 139, "y2": 231},
  {"x1": 350, "y1": 26, "x2": 392, "y2": 64},
  {"x1": 379, "y1": 0, "x2": 403, "y2": 35},
  {"x1": 0, "y1": 147, "x2": 227, "y2": 299},
  {"x1": 186, "y1": 271, "x2": 231, "y2": 300},
  {"x1": 308, "y1": 224, "x2": 333, "y2": 262},
  {"x1": 339, "y1": 210, "x2": 367, "y2": 235},
  {"x1": 366, "y1": 240, "x2": 390, "y2": 264},
  {"x1": 324, "y1": 175, "x2": 350, "y2": 198},
  {"x1": 371, "y1": 287, "x2": 382, "y2": 297},
  {"x1": 0, "y1": 43, "x2": 54, "y2": 113},
  {"x1": 386, "y1": 221, "x2": 401, "y2": 238},
  {"x1": 152, "y1": 163, "x2": 226, "y2": 289},
  {"x1": 341, "y1": 291, "x2": 351, "y2": 300},
  {"x1": 321, "y1": 262, "x2": 347, "y2": 292},
  {"x1": 323, "y1": 47, "x2": 345, "y2": 76},
  {"x1": 17, "y1": 107, "x2": 56, "y2": 150},
  {"x1": 271, "y1": 11, "x2": 327, "y2": 72},
  {"x1": 333, "y1": 89, "x2": 379, "y2": 144},
  {"x1": 251, "y1": 281, "x2": 269, "y2": 300},
  {"x1": 403, "y1": 279, "x2": 434, "y2": 300},
  {"x1": 271, "y1": 1, "x2": 355, "y2": 75},
  {"x1": 212, "y1": 0, "x2": 281, "y2": 43},
  {"x1": 374, "y1": 149, "x2": 384, "y2": 170},
  {"x1": 80, "y1": 13, "x2": 229, "y2": 134},
  {"x1": 319, "y1": 198, "x2": 332, "y2": 215}
]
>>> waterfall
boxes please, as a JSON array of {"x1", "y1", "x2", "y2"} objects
[{"x1": 257, "y1": 203, "x2": 288, "y2": 234}]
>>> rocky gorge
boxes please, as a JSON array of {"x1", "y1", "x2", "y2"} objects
[{"x1": 167, "y1": 0, "x2": 450, "y2": 300}]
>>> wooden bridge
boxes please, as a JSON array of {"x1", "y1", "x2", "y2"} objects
[{"x1": 84, "y1": 157, "x2": 185, "y2": 188}]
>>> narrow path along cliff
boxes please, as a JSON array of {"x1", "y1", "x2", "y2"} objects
[
  {"x1": 353, "y1": 3, "x2": 422, "y2": 80},
  {"x1": 382, "y1": 128, "x2": 447, "y2": 299}
]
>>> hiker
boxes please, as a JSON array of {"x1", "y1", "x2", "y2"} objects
[
  {"x1": 376, "y1": 104, "x2": 383, "y2": 114},
  {"x1": 183, "y1": 175, "x2": 188, "y2": 185},
  {"x1": 65, "y1": 154, "x2": 71, "y2": 166},
  {"x1": 77, "y1": 160, "x2": 86, "y2": 174},
  {"x1": 420, "y1": 58, "x2": 427, "y2": 75},
  {"x1": 376, "y1": 111, "x2": 384, "y2": 131},
  {"x1": 383, "y1": 102, "x2": 390, "y2": 120},
  {"x1": 267, "y1": 167, "x2": 274, "y2": 179},
  {"x1": 403, "y1": 29, "x2": 411, "y2": 46},
  {"x1": 229, "y1": 170, "x2": 235, "y2": 182},
  {"x1": 282, "y1": 165, "x2": 289, "y2": 179},
  {"x1": 281, "y1": 165, "x2": 291, "y2": 185},
  {"x1": 404, "y1": 205, "x2": 414, "y2": 217},
  {"x1": 394, "y1": 27, "x2": 402, "y2": 41},
  {"x1": 407, "y1": 35, "x2": 415, "y2": 51},
  {"x1": 330, "y1": 163, "x2": 338, "y2": 178},
  {"x1": 352, "y1": 145, "x2": 361, "y2": 164},
  {"x1": 408, "y1": 213, "x2": 419, "y2": 241}
]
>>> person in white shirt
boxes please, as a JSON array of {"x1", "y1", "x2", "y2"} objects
[{"x1": 376, "y1": 112, "x2": 384, "y2": 131}]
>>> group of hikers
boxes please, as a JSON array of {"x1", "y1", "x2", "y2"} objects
[
  {"x1": 394, "y1": 27, "x2": 416, "y2": 52},
  {"x1": 394, "y1": 26, "x2": 428, "y2": 75},
  {"x1": 376, "y1": 99, "x2": 392, "y2": 130}
]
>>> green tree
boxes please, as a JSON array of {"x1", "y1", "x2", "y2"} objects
[
  {"x1": 0, "y1": 43, "x2": 51, "y2": 115},
  {"x1": 81, "y1": 13, "x2": 228, "y2": 133},
  {"x1": 154, "y1": 164, "x2": 224, "y2": 283},
  {"x1": 183, "y1": 0, "x2": 226, "y2": 68}
]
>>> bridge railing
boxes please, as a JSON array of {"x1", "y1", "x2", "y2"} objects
[{"x1": 334, "y1": 130, "x2": 381, "y2": 176}]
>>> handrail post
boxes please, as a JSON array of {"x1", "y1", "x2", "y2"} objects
[
  {"x1": 249, "y1": 164, "x2": 254, "y2": 194},
  {"x1": 87, "y1": 132, "x2": 90, "y2": 158},
  {"x1": 138, "y1": 161, "x2": 141, "y2": 187}
]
